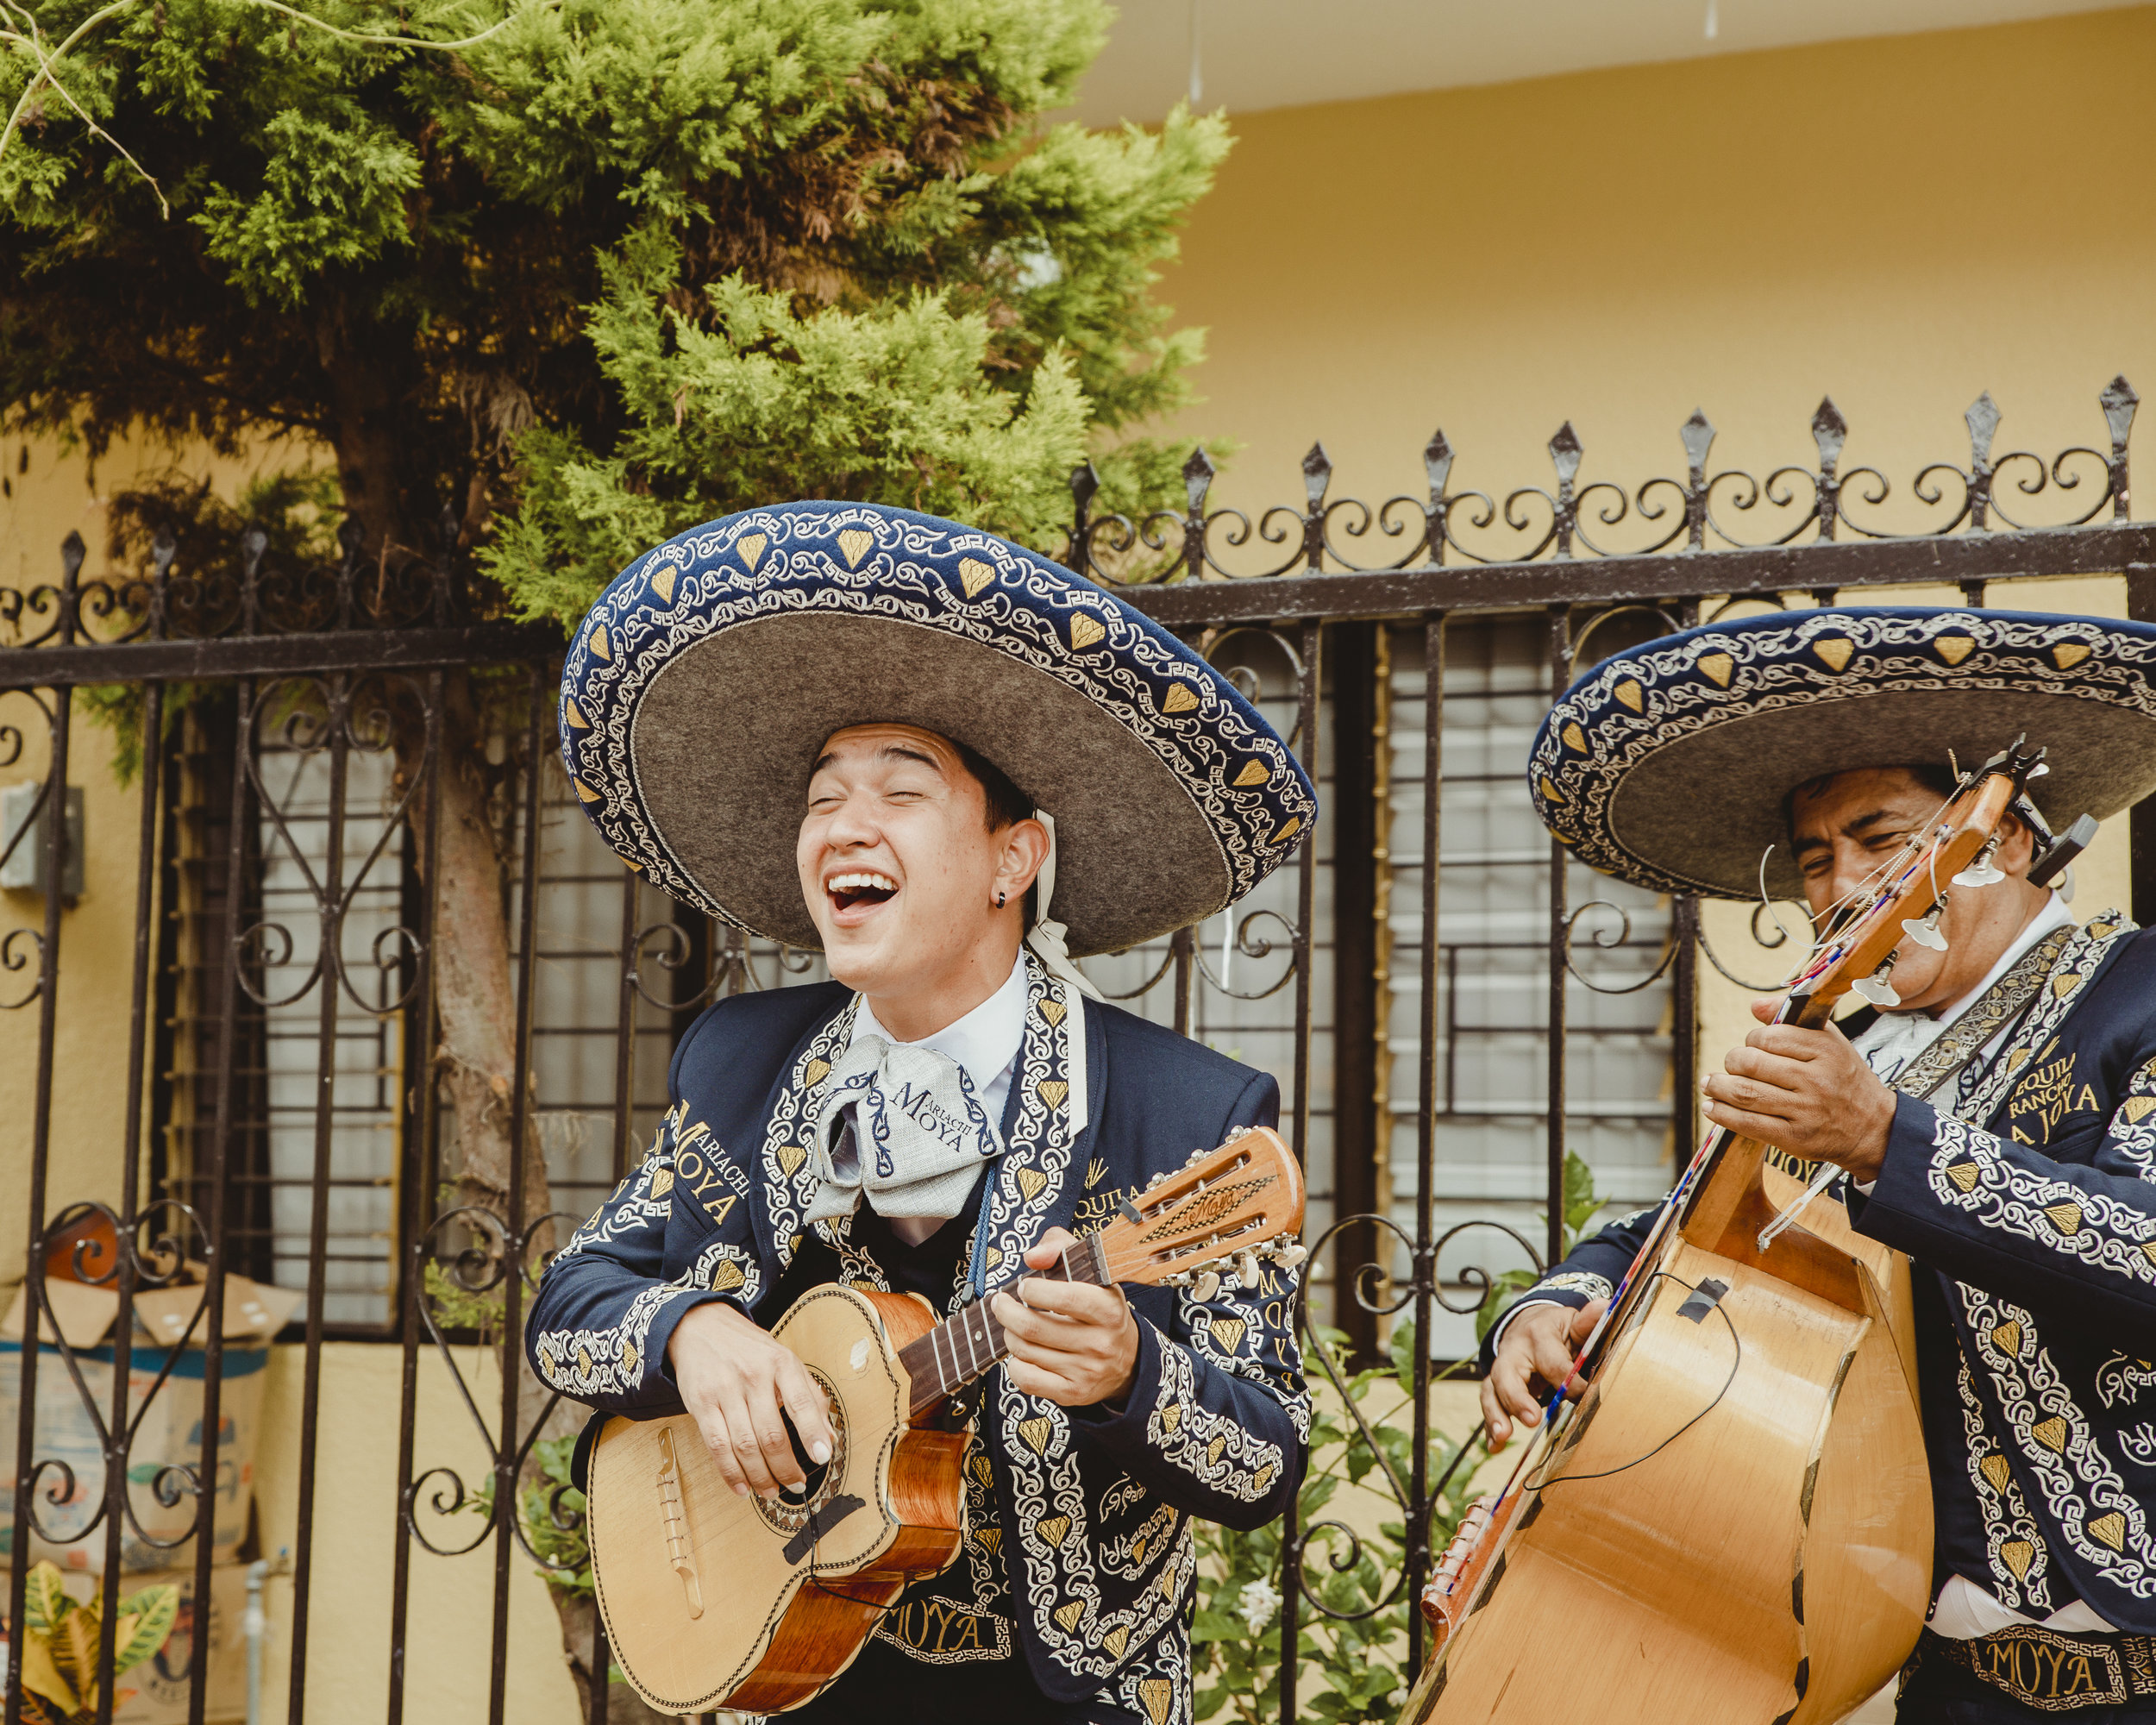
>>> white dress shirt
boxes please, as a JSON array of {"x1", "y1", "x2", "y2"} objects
[{"x1": 849, "y1": 952, "x2": 1029, "y2": 1245}]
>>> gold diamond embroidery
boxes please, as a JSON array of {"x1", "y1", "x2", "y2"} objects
[
  {"x1": 1160, "y1": 1403, "x2": 1183, "y2": 1433},
  {"x1": 1069, "y1": 612, "x2": 1106, "y2": 650},
  {"x1": 622, "y1": 1341, "x2": 637, "y2": 1373},
  {"x1": 1936, "y1": 635, "x2": 1977, "y2": 666},
  {"x1": 1698, "y1": 652, "x2": 1734, "y2": 687},
  {"x1": 587, "y1": 622, "x2": 611, "y2": 662},
  {"x1": 1206, "y1": 1434, "x2": 1229, "y2": 1466},
  {"x1": 2032, "y1": 1417, "x2": 2070, "y2": 1452},
  {"x1": 971, "y1": 1454, "x2": 995, "y2": 1487},
  {"x1": 563, "y1": 697, "x2": 591, "y2": 730},
  {"x1": 736, "y1": 531, "x2": 767, "y2": 570},
  {"x1": 1614, "y1": 679, "x2": 1644, "y2": 712},
  {"x1": 1037, "y1": 1515, "x2": 1072, "y2": 1548},
  {"x1": 649, "y1": 1166, "x2": 675, "y2": 1198},
  {"x1": 1209, "y1": 1317, "x2": 1247, "y2": 1353},
  {"x1": 1018, "y1": 1416, "x2": 1054, "y2": 1455},
  {"x1": 2124, "y1": 1098, "x2": 2156, "y2": 1125},
  {"x1": 1131, "y1": 1536, "x2": 1148, "y2": 1565},
  {"x1": 1253, "y1": 1464, "x2": 1275, "y2": 1493},
  {"x1": 578, "y1": 1346, "x2": 592, "y2": 1375},
  {"x1": 1038, "y1": 1080, "x2": 1069, "y2": 1109},
  {"x1": 1561, "y1": 721, "x2": 1587, "y2": 752},
  {"x1": 573, "y1": 778, "x2": 602, "y2": 804},
  {"x1": 1234, "y1": 760, "x2": 1269, "y2": 787},
  {"x1": 837, "y1": 528, "x2": 874, "y2": 568},
  {"x1": 1813, "y1": 637, "x2": 1854, "y2": 672},
  {"x1": 650, "y1": 563, "x2": 678, "y2": 604},
  {"x1": 1139, "y1": 1678, "x2": 1175, "y2": 1725},
  {"x1": 2001, "y1": 1540, "x2": 2037, "y2": 1580},
  {"x1": 1946, "y1": 1161, "x2": 1981, "y2": 1193},
  {"x1": 1163, "y1": 681, "x2": 1199, "y2": 713},
  {"x1": 710, "y1": 1259, "x2": 746, "y2": 1293},
  {"x1": 2142, "y1": 1243, "x2": 2156, "y2": 1270},
  {"x1": 1270, "y1": 816, "x2": 1302, "y2": 845},
  {"x1": 1991, "y1": 1320, "x2": 2023, "y2": 1358},
  {"x1": 1017, "y1": 1167, "x2": 1049, "y2": 1201},
  {"x1": 1981, "y1": 1454, "x2": 2013, "y2": 1495},
  {"x1": 2053, "y1": 974, "x2": 2084, "y2": 1000},
  {"x1": 1039, "y1": 999, "x2": 1067, "y2": 1026},
  {"x1": 805, "y1": 1058, "x2": 832, "y2": 1087},
  {"x1": 2044, "y1": 1202, "x2": 2084, "y2": 1235},
  {"x1": 2054, "y1": 643, "x2": 2093, "y2": 670},
  {"x1": 776, "y1": 1143, "x2": 807, "y2": 1176},
  {"x1": 1102, "y1": 1624, "x2": 1131, "y2": 1659},
  {"x1": 1539, "y1": 776, "x2": 1565, "y2": 806},
  {"x1": 623, "y1": 857, "x2": 642, "y2": 872},
  {"x1": 975, "y1": 1526, "x2": 1001, "y2": 1554},
  {"x1": 958, "y1": 556, "x2": 995, "y2": 598},
  {"x1": 986, "y1": 1246, "x2": 1003, "y2": 1267},
  {"x1": 2090, "y1": 1512, "x2": 2128, "y2": 1552},
  {"x1": 1054, "y1": 1602, "x2": 1084, "y2": 1631}
]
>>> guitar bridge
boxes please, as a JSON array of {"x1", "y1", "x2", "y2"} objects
[{"x1": 656, "y1": 1428, "x2": 705, "y2": 1620}]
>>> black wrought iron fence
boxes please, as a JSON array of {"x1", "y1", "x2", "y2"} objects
[{"x1": 2, "y1": 377, "x2": 2151, "y2": 1725}]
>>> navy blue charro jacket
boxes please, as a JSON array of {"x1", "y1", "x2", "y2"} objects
[
  {"x1": 1489, "y1": 911, "x2": 2156, "y2": 1631},
  {"x1": 527, "y1": 973, "x2": 1309, "y2": 1722}
]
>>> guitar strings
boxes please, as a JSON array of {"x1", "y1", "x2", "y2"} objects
[{"x1": 1525, "y1": 1274, "x2": 1742, "y2": 1492}]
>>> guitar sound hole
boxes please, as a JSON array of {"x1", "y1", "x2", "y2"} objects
[{"x1": 777, "y1": 1410, "x2": 830, "y2": 1507}]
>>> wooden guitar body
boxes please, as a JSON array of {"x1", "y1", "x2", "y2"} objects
[
  {"x1": 1401, "y1": 1161, "x2": 1932, "y2": 1725},
  {"x1": 586, "y1": 1285, "x2": 964, "y2": 1716}
]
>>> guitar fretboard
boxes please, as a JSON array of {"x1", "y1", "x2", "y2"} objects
[{"x1": 897, "y1": 1232, "x2": 1110, "y2": 1417}]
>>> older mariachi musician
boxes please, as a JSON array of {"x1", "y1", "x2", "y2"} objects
[
  {"x1": 1480, "y1": 606, "x2": 2156, "y2": 1723},
  {"x1": 527, "y1": 501, "x2": 1316, "y2": 1725}
]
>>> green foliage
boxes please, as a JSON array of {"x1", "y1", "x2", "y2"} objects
[
  {"x1": 1, "y1": 0, "x2": 1230, "y2": 601},
  {"x1": 464, "y1": 1432, "x2": 593, "y2": 1602},
  {"x1": 1190, "y1": 1323, "x2": 1490, "y2": 1725},
  {"x1": 16, "y1": 1560, "x2": 181, "y2": 1724}
]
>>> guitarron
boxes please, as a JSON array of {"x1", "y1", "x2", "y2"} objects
[
  {"x1": 586, "y1": 1125, "x2": 1306, "y2": 1715},
  {"x1": 1400, "y1": 743, "x2": 2048, "y2": 1725}
]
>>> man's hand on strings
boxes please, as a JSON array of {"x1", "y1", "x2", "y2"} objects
[
  {"x1": 1698, "y1": 997, "x2": 1897, "y2": 1183},
  {"x1": 1481, "y1": 1298, "x2": 1604, "y2": 1450},
  {"x1": 993, "y1": 1226, "x2": 1141, "y2": 1409}
]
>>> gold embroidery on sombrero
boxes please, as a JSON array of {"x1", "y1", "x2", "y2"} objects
[
  {"x1": 563, "y1": 506, "x2": 1309, "y2": 931},
  {"x1": 1962, "y1": 1284, "x2": 2156, "y2": 1595},
  {"x1": 1958, "y1": 1358, "x2": 2055, "y2": 1612},
  {"x1": 1527, "y1": 613, "x2": 2156, "y2": 896}
]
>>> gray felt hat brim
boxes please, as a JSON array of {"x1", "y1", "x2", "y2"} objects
[
  {"x1": 1528, "y1": 606, "x2": 2156, "y2": 900},
  {"x1": 635, "y1": 612, "x2": 1225, "y2": 956}
]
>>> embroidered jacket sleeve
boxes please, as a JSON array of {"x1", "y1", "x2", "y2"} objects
[
  {"x1": 1475, "y1": 1207, "x2": 1658, "y2": 1373},
  {"x1": 1855, "y1": 1063, "x2": 2156, "y2": 1346},
  {"x1": 526, "y1": 1101, "x2": 756, "y2": 1418},
  {"x1": 1069, "y1": 1071, "x2": 1307, "y2": 1530}
]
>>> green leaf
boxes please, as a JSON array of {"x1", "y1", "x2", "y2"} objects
[
  {"x1": 111, "y1": 1584, "x2": 182, "y2": 1672},
  {"x1": 22, "y1": 1562, "x2": 71, "y2": 1637}
]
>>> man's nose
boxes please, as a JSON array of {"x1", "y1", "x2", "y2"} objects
[{"x1": 824, "y1": 793, "x2": 880, "y2": 848}]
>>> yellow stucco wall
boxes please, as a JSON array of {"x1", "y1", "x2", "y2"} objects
[{"x1": 1156, "y1": 4, "x2": 2154, "y2": 1089}]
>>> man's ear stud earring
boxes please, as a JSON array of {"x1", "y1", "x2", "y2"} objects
[{"x1": 996, "y1": 891, "x2": 1007, "y2": 909}]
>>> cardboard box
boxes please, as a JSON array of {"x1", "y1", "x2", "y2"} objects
[{"x1": 0, "y1": 1273, "x2": 299, "y2": 1573}]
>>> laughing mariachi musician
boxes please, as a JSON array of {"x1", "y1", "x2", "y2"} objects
[
  {"x1": 526, "y1": 501, "x2": 1317, "y2": 1725},
  {"x1": 1472, "y1": 606, "x2": 2156, "y2": 1723}
]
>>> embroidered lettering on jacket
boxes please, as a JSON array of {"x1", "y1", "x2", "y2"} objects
[{"x1": 2006, "y1": 1041, "x2": 2103, "y2": 1145}]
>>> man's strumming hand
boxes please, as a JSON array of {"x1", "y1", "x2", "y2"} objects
[
  {"x1": 667, "y1": 1300, "x2": 835, "y2": 1499},
  {"x1": 993, "y1": 1226, "x2": 1140, "y2": 1409},
  {"x1": 1698, "y1": 997, "x2": 1898, "y2": 1184},
  {"x1": 1481, "y1": 1298, "x2": 1603, "y2": 1449}
]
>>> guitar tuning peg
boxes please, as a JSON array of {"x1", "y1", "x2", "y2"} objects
[
  {"x1": 1225, "y1": 1125, "x2": 1250, "y2": 1141},
  {"x1": 1852, "y1": 957, "x2": 1902, "y2": 1009},
  {"x1": 1953, "y1": 837, "x2": 2006, "y2": 888},
  {"x1": 1193, "y1": 1270, "x2": 1222, "y2": 1304},
  {"x1": 1900, "y1": 900, "x2": 1949, "y2": 952},
  {"x1": 1276, "y1": 1243, "x2": 1308, "y2": 1270},
  {"x1": 1234, "y1": 1250, "x2": 1260, "y2": 1289}
]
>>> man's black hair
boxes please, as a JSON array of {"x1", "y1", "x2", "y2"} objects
[{"x1": 952, "y1": 739, "x2": 1034, "y2": 832}]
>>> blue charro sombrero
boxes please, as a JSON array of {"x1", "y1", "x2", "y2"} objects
[
  {"x1": 1529, "y1": 606, "x2": 2156, "y2": 900},
  {"x1": 559, "y1": 501, "x2": 1316, "y2": 955}
]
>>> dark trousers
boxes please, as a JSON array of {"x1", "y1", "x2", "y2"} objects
[{"x1": 784, "y1": 1634, "x2": 1140, "y2": 1725}]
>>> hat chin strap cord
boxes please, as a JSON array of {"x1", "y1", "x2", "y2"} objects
[{"x1": 1023, "y1": 811, "x2": 1103, "y2": 1005}]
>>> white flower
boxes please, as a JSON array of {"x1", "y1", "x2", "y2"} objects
[{"x1": 1237, "y1": 1577, "x2": 1282, "y2": 1636}]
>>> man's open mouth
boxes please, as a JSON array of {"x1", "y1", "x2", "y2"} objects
[{"x1": 827, "y1": 870, "x2": 899, "y2": 913}]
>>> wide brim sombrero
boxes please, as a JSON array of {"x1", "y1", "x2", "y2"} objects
[
  {"x1": 559, "y1": 501, "x2": 1316, "y2": 956},
  {"x1": 1530, "y1": 606, "x2": 2156, "y2": 901}
]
